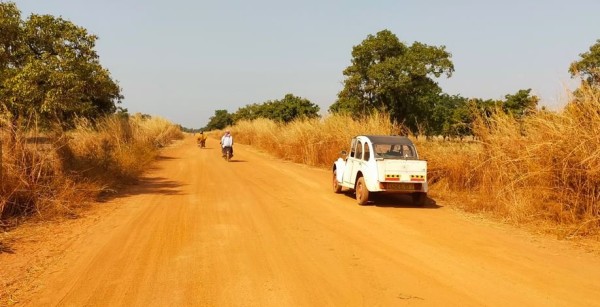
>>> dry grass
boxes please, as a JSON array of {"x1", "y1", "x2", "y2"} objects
[
  {"x1": 64, "y1": 114, "x2": 183, "y2": 183},
  {"x1": 224, "y1": 112, "x2": 398, "y2": 167},
  {"x1": 219, "y1": 90, "x2": 600, "y2": 238},
  {"x1": 464, "y1": 87, "x2": 600, "y2": 236},
  {"x1": 0, "y1": 130, "x2": 89, "y2": 222},
  {"x1": 0, "y1": 114, "x2": 183, "y2": 224}
]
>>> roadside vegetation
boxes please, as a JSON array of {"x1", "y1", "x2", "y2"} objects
[
  {"x1": 0, "y1": 2, "x2": 182, "y2": 226},
  {"x1": 215, "y1": 86, "x2": 599, "y2": 237},
  {"x1": 206, "y1": 34, "x2": 600, "y2": 238},
  {"x1": 3, "y1": 0, "x2": 600, "y2": 240},
  {"x1": 0, "y1": 114, "x2": 182, "y2": 225}
]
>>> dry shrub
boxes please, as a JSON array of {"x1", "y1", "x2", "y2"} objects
[
  {"x1": 0, "y1": 114, "x2": 183, "y2": 223},
  {"x1": 448, "y1": 87, "x2": 600, "y2": 236},
  {"x1": 417, "y1": 140, "x2": 482, "y2": 191},
  {"x1": 0, "y1": 129, "x2": 90, "y2": 221},
  {"x1": 64, "y1": 114, "x2": 183, "y2": 183}
]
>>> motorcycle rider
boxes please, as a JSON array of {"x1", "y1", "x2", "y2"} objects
[
  {"x1": 220, "y1": 130, "x2": 233, "y2": 157},
  {"x1": 197, "y1": 131, "x2": 207, "y2": 147}
]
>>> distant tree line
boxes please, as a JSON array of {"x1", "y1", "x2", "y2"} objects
[
  {"x1": 201, "y1": 30, "x2": 558, "y2": 138},
  {"x1": 203, "y1": 94, "x2": 319, "y2": 131},
  {"x1": 2, "y1": 0, "x2": 598, "y2": 138}
]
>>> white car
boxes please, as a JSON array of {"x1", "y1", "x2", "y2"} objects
[{"x1": 332, "y1": 135, "x2": 428, "y2": 206}]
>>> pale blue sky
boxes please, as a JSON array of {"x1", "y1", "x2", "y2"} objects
[{"x1": 14, "y1": 0, "x2": 600, "y2": 128}]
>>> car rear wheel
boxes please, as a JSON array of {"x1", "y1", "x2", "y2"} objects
[
  {"x1": 355, "y1": 177, "x2": 369, "y2": 206},
  {"x1": 412, "y1": 192, "x2": 427, "y2": 207}
]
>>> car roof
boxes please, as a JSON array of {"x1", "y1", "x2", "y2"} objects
[{"x1": 359, "y1": 135, "x2": 414, "y2": 145}]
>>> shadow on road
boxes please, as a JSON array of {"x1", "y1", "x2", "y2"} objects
[
  {"x1": 145, "y1": 154, "x2": 179, "y2": 171},
  {"x1": 341, "y1": 192, "x2": 441, "y2": 209},
  {"x1": 98, "y1": 176, "x2": 185, "y2": 202},
  {"x1": 0, "y1": 242, "x2": 15, "y2": 254},
  {"x1": 155, "y1": 155, "x2": 177, "y2": 161}
]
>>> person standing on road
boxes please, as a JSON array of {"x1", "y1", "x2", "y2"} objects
[{"x1": 220, "y1": 130, "x2": 234, "y2": 157}]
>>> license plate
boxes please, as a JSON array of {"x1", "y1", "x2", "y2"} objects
[{"x1": 385, "y1": 183, "x2": 417, "y2": 191}]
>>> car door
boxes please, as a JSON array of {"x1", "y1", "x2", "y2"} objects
[{"x1": 342, "y1": 138, "x2": 360, "y2": 184}]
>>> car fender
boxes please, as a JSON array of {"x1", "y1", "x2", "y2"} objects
[
  {"x1": 356, "y1": 161, "x2": 380, "y2": 191},
  {"x1": 333, "y1": 158, "x2": 346, "y2": 182}
]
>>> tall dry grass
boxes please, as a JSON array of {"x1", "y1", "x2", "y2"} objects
[
  {"x1": 221, "y1": 90, "x2": 600, "y2": 237},
  {"x1": 0, "y1": 129, "x2": 88, "y2": 222},
  {"x1": 463, "y1": 87, "x2": 600, "y2": 236},
  {"x1": 0, "y1": 114, "x2": 182, "y2": 223},
  {"x1": 63, "y1": 114, "x2": 183, "y2": 182},
  {"x1": 227, "y1": 112, "x2": 398, "y2": 167}
]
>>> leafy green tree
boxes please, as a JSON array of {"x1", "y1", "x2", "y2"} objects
[
  {"x1": 569, "y1": 39, "x2": 600, "y2": 87},
  {"x1": 266, "y1": 94, "x2": 319, "y2": 123},
  {"x1": 0, "y1": 2, "x2": 122, "y2": 130},
  {"x1": 232, "y1": 103, "x2": 263, "y2": 122},
  {"x1": 204, "y1": 109, "x2": 233, "y2": 131},
  {"x1": 0, "y1": 2, "x2": 22, "y2": 125},
  {"x1": 430, "y1": 94, "x2": 471, "y2": 139},
  {"x1": 329, "y1": 29, "x2": 454, "y2": 134},
  {"x1": 0, "y1": 2, "x2": 20, "y2": 71},
  {"x1": 233, "y1": 94, "x2": 319, "y2": 123},
  {"x1": 502, "y1": 89, "x2": 539, "y2": 118}
]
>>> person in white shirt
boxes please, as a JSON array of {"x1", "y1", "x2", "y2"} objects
[{"x1": 220, "y1": 130, "x2": 234, "y2": 157}]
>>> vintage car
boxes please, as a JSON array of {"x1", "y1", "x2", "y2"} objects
[{"x1": 332, "y1": 135, "x2": 428, "y2": 206}]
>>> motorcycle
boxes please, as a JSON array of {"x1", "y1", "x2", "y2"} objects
[{"x1": 223, "y1": 146, "x2": 233, "y2": 162}]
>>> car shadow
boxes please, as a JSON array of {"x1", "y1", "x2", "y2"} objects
[{"x1": 341, "y1": 191, "x2": 440, "y2": 209}]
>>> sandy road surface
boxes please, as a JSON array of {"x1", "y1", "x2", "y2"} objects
[{"x1": 5, "y1": 136, "x2": 600, "y2": 306}]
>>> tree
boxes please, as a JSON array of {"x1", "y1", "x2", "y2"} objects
[
  {"x1": 0, "y1": 2, "x2": 122, "y2": 130},
  {"x1": 502, "y1": 89, "x2": 539, "y2": 118},
  {"x1": 204, "y1": 109, "x2": 233, "y2": 131},
  {"x1": 329, "y1": 29, "x2": 454, "y2": 134},
  {"x1": 232, "y1": 103, "x2": 263, "y2": 122},
  {"x1": 430, "y1": 94, "x2": 471, "y2": 139},
  {"x1": 267, "y1": 94, "x2": 320, "y2": 123},
  {"x1": 0, "y1": 2, "x2": 22, "y2": 125},
  {"x1": 569, "y1": 39, "x2": 600, "y2": 88},
  {"x1": 233, "y1": 94, "x2": 320, "y2": 123}
]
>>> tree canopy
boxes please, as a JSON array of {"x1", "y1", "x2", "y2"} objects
[
  {"x1": 502, "y1": 89, "x2": 539, "y2": 118},
  {"x1": 569, "y1": 39, "x2": 600, "y2": 88},
  {"x1": 329, "y1": 29, "x2": 454, "y2": 134},
  {"x1": 233, "y1": 93, "x2": 319, "y2": 124},
  {"x1": 204, "y1": 109, "x2": 233, "y2": 131},
  {"x1": 0, "y1": 2, "x2": 122, "y2": 129}
]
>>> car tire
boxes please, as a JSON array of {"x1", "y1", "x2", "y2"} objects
[
  {"x1": 355, "y1": 177, "x2": 369, "y2": 206},
  {"x1": 412, "y1": 192, "x2": 427, "y2": 207},
  {"x1": 333, "y1": 169, "x2": 342, "y2": 194}
]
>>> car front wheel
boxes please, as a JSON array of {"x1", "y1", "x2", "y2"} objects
[{"x1": 333, "y1": 169, "x2": 342, "y2": 193}]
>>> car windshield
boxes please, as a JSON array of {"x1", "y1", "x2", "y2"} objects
[{"x1": 373, "y1": 143, "x2": 416, "y2": 159}]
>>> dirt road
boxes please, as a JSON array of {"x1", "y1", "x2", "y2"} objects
[{"x1": 5, "y1": 136, "x2": 600, "y2": 306}]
